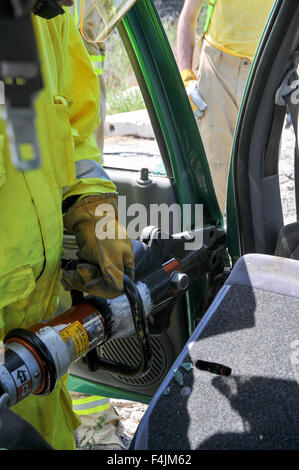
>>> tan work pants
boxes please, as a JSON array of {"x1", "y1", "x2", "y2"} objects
[{"x1": 196, "y1": 39, "x2": 251, "y2": 214}]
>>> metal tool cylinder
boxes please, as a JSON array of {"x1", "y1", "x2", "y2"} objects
[{"x1": 2, "y1": 302, "x2": 107, "y2": 405}]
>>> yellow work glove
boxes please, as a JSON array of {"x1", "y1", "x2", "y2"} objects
[
  {"x1": 181, "y1": 69, "x2": 208, "y2": 118},
  {"x1": 62, "y1": 194, "x2": 134, "y2": 298}
]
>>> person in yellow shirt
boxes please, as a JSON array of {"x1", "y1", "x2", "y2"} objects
[
  {"x1": 177, "y1": 0, "x2": 274, "y2": 213},
  {"x1": 0, "y1": 0, "x2": 134, "y2": 450}
]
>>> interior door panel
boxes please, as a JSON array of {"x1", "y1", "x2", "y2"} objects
[{"x1": 61, "y1": 169, "x2": 189, "y2": 398}]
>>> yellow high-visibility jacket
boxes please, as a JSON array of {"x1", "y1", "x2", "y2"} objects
[
  {"x1": 202, "y1": 0, "x2": 274, "y2": 61},
  {"x1": 0, "y1": 9, "x2": 115, "y2": 449}
]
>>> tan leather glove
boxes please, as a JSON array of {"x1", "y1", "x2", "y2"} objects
[
  {"x1": 181, "y1": 69, "x2": 208, "y2": 118},
  {"x1": 62, "y1": 194, "x2": 134, "y2": 298}
]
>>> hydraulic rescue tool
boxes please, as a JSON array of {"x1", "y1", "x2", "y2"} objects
[{"x1": 0, "y1": 226, "x2": 226, "y2": 408}]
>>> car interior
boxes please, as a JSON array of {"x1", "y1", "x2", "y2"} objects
[{"x1": 59, "y1": 0, "x2": 299, "y2": 447}]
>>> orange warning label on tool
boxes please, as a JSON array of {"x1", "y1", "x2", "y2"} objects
[{"x1": 59, "y1": 321, "x2": 89, "y2": 360}]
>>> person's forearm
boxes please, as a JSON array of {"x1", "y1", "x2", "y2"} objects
[{"x1": 177, "y1": 0, "x2": 203, "y2": 71}]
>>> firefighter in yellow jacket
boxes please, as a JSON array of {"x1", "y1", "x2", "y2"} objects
[
  {"x1": 71, "y1": 0, "x2": 107, "y2": 153},
  {"x1": 0, "y1": 0, "x2": 134, "y2": 450},
  {"x1": 177, "y1": 0, "x2": 274, "y2": 213}
]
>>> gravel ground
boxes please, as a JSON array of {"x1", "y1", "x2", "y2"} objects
[
  {"x1": 279, "y1": 124, "x2": 297, "y2": 225},
  {"x1": 109, "y1": 399, "x2": 149, "y2": 449},
  {"x1": 102, "y1": 120, "x2": 297, "y2": 449}
]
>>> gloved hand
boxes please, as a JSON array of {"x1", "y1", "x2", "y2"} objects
[
  {"x1": 62, "y1": 194, "x2": 134, "y2": 298},
  {"x1": 181, "y1": 69, "x2": 208, "y2": 119}
]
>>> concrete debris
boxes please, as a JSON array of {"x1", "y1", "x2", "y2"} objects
[
  {"x1": 105, "y1": 109, "x2": 155, "y2": 139},
  {"x1": 110, "y1": 399, "x2": 148, "y2": 442}
]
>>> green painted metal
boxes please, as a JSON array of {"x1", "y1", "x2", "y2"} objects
[
  {"x1": 68, "y1": 375, "x2": 151, "y2": 404},
  {"x1": 226, "y1": 152, "x2": 240, "y2": 265},
  {"x1": 121, "y1": 0, "x2": 223, "y2": 333},
  {"x1": 69, "y1": 0, "x2": 225, "y2": 400},
  {"x1": 122, "y1": 0, "x2": 222, "y2": 227}
]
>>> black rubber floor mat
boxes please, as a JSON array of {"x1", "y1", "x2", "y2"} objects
[{"x1": 133, "y1": 255, "x2": 299, "y2": 450}]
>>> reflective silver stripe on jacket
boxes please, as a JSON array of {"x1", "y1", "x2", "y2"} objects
[
  {"x1": 92, "y1": 63, "x2": 104, "y2": 75},
  {"x1": 90, "y1": 54, "x2": 105, "y2": 75},
  {"x1": 63, "y1": 160, "x2": 111, "y2": 194},
  {"x1": 72, "y1": 395, "x2": 110, "y2": 415},
  {"x1": 75, "y1": 159, "x2": 111, "y2": 181}
]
